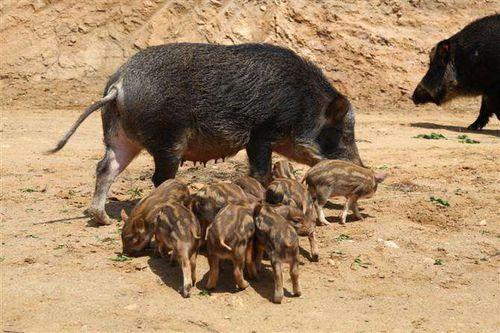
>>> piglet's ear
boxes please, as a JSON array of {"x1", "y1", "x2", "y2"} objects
[
  {"x1": 374, "y1": 172, "x2": 387, "y2": 183},
  {"x1": 325, "y1": 94, "x2": 350, "y2": 126},
  {"x1": 120, "y1": 209, "x2": 129, "y2": 222}
]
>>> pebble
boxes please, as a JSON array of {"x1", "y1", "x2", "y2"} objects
[
  {"x1": 478, "y1": 219, "x2": 487, "y2": 226},
  {"x1": 125, "y1": 303, "x2": 138, "y2": 311},
  {"x1": 384, "y1": 240, "x2": 399, "y2": 249}
]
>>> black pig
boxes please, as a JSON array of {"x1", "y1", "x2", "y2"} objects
[
  {"x1": 47, "y1": 43, "x2": 362, "y2": 225},
  {"x1": 413, "y1": 14, "x2": 500, "y2": 130}
]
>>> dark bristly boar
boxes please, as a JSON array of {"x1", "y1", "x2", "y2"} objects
[
  {"x1": 303, "y1": 160, "x2": 386, "y2": 225},
  {"x1": 205, "y1": 203, "x2": 257, "y2": 291},
  {"x1": 190, "y1": 182, "x2": 249, "y2": 240},
  {"x1": 412, "y1": 14, "x2": 500, "y2": 130},
  {"x1": 121, "y1": 180, "x2": 190, "y2": 255},
  {"x1": 265, "y1": 178, "x2": 319, "y2": 261},
  {"x1": 253, "y1": 204, "x2": 301, "y2": 304},
  {"x1": 46, "y1": 43, "x2": 362, "y2": 226},
  {"x1": 272, "y1": 160, "x2": 297, "y2": 180},
  {"x1": 234, "y1": 176, "x2": 266, "y2": 201},
  {"x1": 155, "y1": 203, "x2": 201, "y2": 298}
]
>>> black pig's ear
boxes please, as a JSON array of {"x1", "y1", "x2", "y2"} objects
[
  {"x1": 325, "y1": 94, "x2": 350, "y2": 126},
  {"x1": 437, "y1": 40, "x2": 451, "y2": 65}
]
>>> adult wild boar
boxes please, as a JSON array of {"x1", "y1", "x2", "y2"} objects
[
  {"x1": 412, "y1": 14, "x2": 500, "y2": 130},
  {"x1": 48, "y1": 43, "x2": 362, "y2": 225}
]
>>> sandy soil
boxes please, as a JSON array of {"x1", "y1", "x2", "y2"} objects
[{"x1": 1, "y1": 102, "x2": 499, "y2": 332}]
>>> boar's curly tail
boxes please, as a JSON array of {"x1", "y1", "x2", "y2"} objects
[{"x1": 45, "y1": 87, "x2": 118, "y2": 154}]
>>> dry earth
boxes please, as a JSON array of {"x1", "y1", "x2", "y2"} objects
[{"x1": 1, "y1": 0, "x2": 500, "y2": 332}]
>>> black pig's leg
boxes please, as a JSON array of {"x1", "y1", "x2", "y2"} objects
[
  {"x1": 151, "y1": 151, "x2": 181, "y2": 187},
  {"x1": 86, "y1": 125, "x2": 141, "y2": 225},
  {"x1": 468, "y1": 94, "x2": 497, "y2": 130},
  {"x1": 246, "y1": 138, "x2": 272, "y2": 185}
]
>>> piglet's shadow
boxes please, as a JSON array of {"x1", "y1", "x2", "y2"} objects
[
  {"x1": 148, "y1": 255, "x2": 188, "y2": 295},
  {"x1": 410, "y1": 122, "x2": 500, "y2": 138},
  {"x1": 248, "y1": 263, "x2": 297, "y2": 302},
  {"x1": 325, "y1": 212, "x2": 373, "y2": 225}
]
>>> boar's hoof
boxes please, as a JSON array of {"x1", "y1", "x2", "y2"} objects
[
  {"x1": 467, "y1": 122, "x2": 484, "y2": 131},
  {"x1": 84, "y1": 207, "x2": 112, "y2": 225},
  {"x1": 311, "y1": 253, "x2": 319, "y2": 262}
]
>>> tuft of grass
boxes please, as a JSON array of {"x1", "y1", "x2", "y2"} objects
[
  {"x1": 457, "y1": 135, "x2": 479, "y2": 144},
  {"x1": 26, "y1": 234, "x2": 39, "y2": 239},
  {"x1": 336, "y1": 234, "x2": 351, "y2": 242},
  {"x1": 127, "y1": 187, "x2": 143, "y2": 199},
  {"x1": 54, "y1": 244, "x2": 65, "y2": 250},
  {"x1": 430, "y1": 196, "x2": 450, "y2": 207},
  {"x1": 110, "y1": 253, "x2": 131, "y2": 262},
  {"x1": 0, "y1": 256, "x2": 5, "y2": 262},
  {"x1": 353, "y1": 255, "x2": 371, "y2": 269},
  {"x1": 434, "y1": 259, "x2": 444, "y2": 266},
  {"x1": 198, "y1": 289, "x2": 211, "y2": 296},
  {"x1": 414, "y1": 133, "x2": 446, "y2": 140},
  {"x1": 20, "y1": 187, "x2": 37, "y2": 193}
]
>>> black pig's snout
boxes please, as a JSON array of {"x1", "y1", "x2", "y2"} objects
[{"x1": 412, "y1": 84, "x2": 434, "y2": 105}]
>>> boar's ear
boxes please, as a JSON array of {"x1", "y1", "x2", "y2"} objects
[
  {"x1": 325, "y1": 94, "x2": 350, "y2": 126},
  {"x1": 436, "y1": 40, "x2": 451, "y2": 66},
  {"x1": 120, "y1": 209, "x2": 129, "y2": 222},
  {"x1": 374, "y1": 172, "x2": 387, "y2": 183}
]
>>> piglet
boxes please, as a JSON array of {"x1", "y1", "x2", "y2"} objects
[
  {"x1": 254, "y1": 204, "x2": 301, "y2": 304},
  {"x1": 205, "y1": 203, "x2": 257, "y2": 290},
  {"x1": 265, "y1": 178, "x2": 319, "y2": 261},
  {"x1": 155, "y1": 203, "x2": 201, "y2": 298},
  {"x1": 121, "y1": 180, "x2": 190, "y2": 255},
  {"x1": 303, "y1": 159, "x2": 386, "y2": 225},
  {"x1": 234, "y1": 176, "x2": 266, "y2": 201},
  {"x1": 191, "y1": 182, "x2": 249, "y2": 239},
  {"x1": 272, "y1": 160, "x2": 297, "y2": 180}
]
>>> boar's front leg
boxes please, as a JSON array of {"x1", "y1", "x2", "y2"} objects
[
  {"x1": 351, "y1": 201, "x2": 363, "y2": 220},
  {"x1": 151, "y1": 150, "x2": 181, "y2": 187},
  {"x1": 340, "y1": 195, "x2": 357, "y2": 225},
  {"x1": 468, "y1": 94, "x2": 498, "y2": 130},
  {"x1": 246, "y1": 136, "x2": 272, "y2": 185},
  {"x1": 290, "y1": 254, "x2": 301, "y2": 297}
]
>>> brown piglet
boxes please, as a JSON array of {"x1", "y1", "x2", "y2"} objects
[
  {"x1": 272, "y1": 160, "x2": 297, "y2": 180},
  {"x1": 265, "y1": 178, "x2": 319, "y2": 261},
  {"x1": 155, "y1": 203, "x2": 201, "y2": 298},
  {"x1": 121, "y1": 180, "x2": 190, "y2": 255},
  {"x1": 303, "y1": 159, "x2": 386, "y2": 225},
  {"x1": 191, "y1": 182, "x2": 249, "y2": 239},
  {"x1": 205, "y1": 203, "x2": 257, "y2": 290},
  {"x1": 254, "y1": 204, "x2": 301, "y2": 304},
  {"x1": 234, "y1": 176, "x2": 266, "y2": 201}
]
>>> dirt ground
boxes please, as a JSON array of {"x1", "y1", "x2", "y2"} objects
[{"x1": 1, "y1": 100, "x2": 499, "y2": 332}]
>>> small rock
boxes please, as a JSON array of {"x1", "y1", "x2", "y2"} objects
[
  {"x1": 327, "y1": 259, "x2": 335, "y2": 266},
  {"x1": 384, "y1": 240, "x2": 399, "y2": 249},
  {"x1": 478, "y1": 219, "x2": 487, "y2": 226},
  {"x1": 125, "y1": 303, "x2": 138, "y2": 311},
  {"x1": 327, "y1": 278, "x2": 335, "y2": 282},
  {"x1": 260, "y1": 5, "x2": 267, "y2": 11},
  {"x1": 24, "y1": 257, "x2": 36, "y2": 264}
]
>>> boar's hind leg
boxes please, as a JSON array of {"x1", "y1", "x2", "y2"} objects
[
  {"x1": 271, "y1": 258, "x2": 284, "y2": 304},
  {"x1": 179, "y1": 250, "x2": 193, "y2": 298},
  {"x1": 468, "y1": 94, "x2": 498, "y2": 130},
  {"x1": 290, "y1": 256, "x2": 301, "y2": 297},
  {"x1": 246, "y1": 138, "x2": 272, "y2": 185},
  {"x1": 233, "y1": 248, "x2": 249, "y2": 290},
  {"x1": 314, "y1": 186, "x2": 332, "y2": 226},
  {"x1": 86, "y1": 125, "x2": 141, "y2": 225}
]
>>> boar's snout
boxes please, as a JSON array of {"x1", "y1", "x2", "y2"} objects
[{"x1": 412, "y1": 84, "x2": 435, "y2": 105}]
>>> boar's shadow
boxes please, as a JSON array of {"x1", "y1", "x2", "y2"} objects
[
  {"x1": 85, "y1": 198, "x2": 138, "y2": 227},
  {"x1": 410, "y1": 122, "x2": 499, "y2": 138}
]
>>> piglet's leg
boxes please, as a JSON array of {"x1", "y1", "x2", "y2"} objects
[
  {"x1": 233, "y1": 250, "x2": 249, "y2": 290},
  {"x1": 271, "y1": 259, "x2": 284, "y2": 304},
  {"x1": 179, "y1": 252, "x2": 193, "y2": 298},
  {"x1": 254, "y1": 242, "x2": 265, "y2": 273},
  {"x1": 340, "y1": 196, "x2": 356, "y2": 225},
  {"x1": 290, "y1": 258, "x2": 301, "y2": 297},
  {"x1": 245, "y1": 241, "x2": 258, "y2": 280},
  {"x1": 190, "y1": 252, "x2": 197, "y2": 286},
  {"x1": 351, "y1": 201, "x2": 363, "y2": 220},
  {"x1": 308, "y1": 231, "x2": 319, "y2": 262},
  {"x1": 206, "y1": 255, "x2": 219, "y2": 290},
  {"x1": 314, "y1": 186, "x2": 331, "y2": 226}
]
